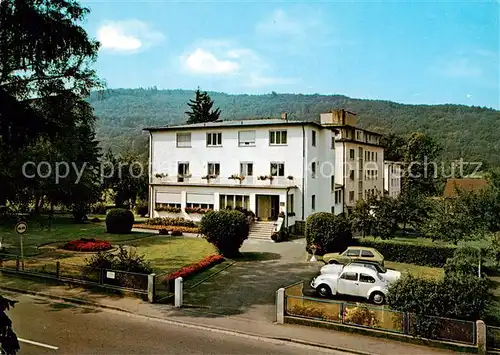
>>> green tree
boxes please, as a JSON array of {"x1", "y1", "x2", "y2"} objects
[
  {"x1": 350, "y1": 199, "x2": 373, "y2": 237},
  {"x1": 403, "y1": 132, "x2": 442, "y2": 196},
  {"x1": 305, "y1": 212, "x2": 353, "y2": 254},
  {"x1": 0, "y1": 0, "x2": 102, "y2": 207},
  {"x1": 395, "y1": 190, "x2": 431, "y2": 234},
  {"x1": 380, "y1": 133, "x2": 406, "y2": 162},
  {"x1": 185, "y1": 88, "x2": 221, "y2": 124}
]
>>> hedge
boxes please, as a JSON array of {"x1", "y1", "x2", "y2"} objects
[
  {"x1": 358, "y1": 239, "x2": 456, "y2": 267},
  {"x1": 132, "y1": 224, "x2": 199, "y2": 233}
]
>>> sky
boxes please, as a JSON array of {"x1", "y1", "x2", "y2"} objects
[{"x1": 82, "y1": 0, "x2": 499, "y2": 109}]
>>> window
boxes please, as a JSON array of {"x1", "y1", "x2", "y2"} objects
[
  {"x1": 361, "y1": 250, "x2": 375, "y2": 257},
  {"x1": 359, "y1": 274, "x2": 376, "y2": 284},
  {"x1": 176, "y1": 132, "x2": 191, "y2": 147},
  {"x1": 375, "y1": 152, "x2": 378, "y2": 161},
  {"x1": 311, "y1": 195, "x2": 316, "y2": 211},
  {"x1": 207, "y1": 162, "x2": 220, "y2": 176},
  {"x1": 349, "y1": 170, "x2": 354, "y2": 180},
  {"x1": 206, "y1": 132, "x2": 222, "y2": 146},
  {"x1": 349, "y1": 191, "x2": 354, "y2": 203},
  {"x1": 219, "y1": 195, "x2": 250, "y2": 210},
  {"x1": 340, "y1": 272, "x2": 358, "y2": 281},
  {"x1": 240, "y1": 162, "x2": 253, "y2": 176},
  {"x1": 270, "y1": 162, "x2": 285, "y2": 177},
  {"x1": 331, "y1": 175, "x2": 335, "y2": 191},
  {"x1": 311, "y1": 162, "x2": 317, "y2": 178},
  {"x1": 269, "y1": 130, "x2": 287, "y2": 145},
  {"x1": 287, "y1": 194, "x2": 294, "y2": 213},
  {"x1": 177, "y1": 162, "x2": 189, "y2": 182},
  {"x1": 312, "y1": 130, "x2": 317, "y2": 146},
  {"x1": 371, "y1": 152, "x2": 375, "y2": 161},
  {"x1": 346, "y1": 249, "x2": 361, "y2": 257},
  {"x1": 238, "y1": 130, "x2": 256, "y2": 146},
  {"x1": 349, "y1": 149, "x2": 355, "y2": 160},
  {"x1": 335, "y1": 190, "x2": 342, "y2": 204}
]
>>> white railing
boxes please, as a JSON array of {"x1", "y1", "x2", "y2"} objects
[{"x1": 151, "y1": 175, "x2": 297, "y2": 187}]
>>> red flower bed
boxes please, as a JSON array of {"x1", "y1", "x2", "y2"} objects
[
  {"x1": 63, "y1": 238, "x2": 112, "y2": 252},
  {"x1": 165, "y1": 254, "x2": 224, "y2": 282}
]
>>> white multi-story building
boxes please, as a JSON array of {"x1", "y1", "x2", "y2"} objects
[
  {"x1": 144, "y1": 114, "x2": 344, "y2": 234},
  {"x1": 384, "y1": 161, "x2": 403, "y2": 198},
  {"x1": 320, "y1": 110, "x2": 384, "y2": 211}
]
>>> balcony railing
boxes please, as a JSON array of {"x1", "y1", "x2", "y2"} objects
[{"x1": 151, "y1": 175, "x2": 297, "y2": 187}]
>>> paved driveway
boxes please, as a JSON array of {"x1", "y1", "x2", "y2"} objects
[{"x1": 182, "y1": 238, "x2": 322, "y2": 320}]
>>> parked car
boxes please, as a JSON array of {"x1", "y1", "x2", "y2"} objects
[
  {"x1": 322, "y1": 246, "x2": 384, "y2": 266},
  {"x1": 320, "y1": 261, "x2": 401, "y2": 284},
  {"x1": 311, "y1": 264, "x2": 389, "y2": 305}
]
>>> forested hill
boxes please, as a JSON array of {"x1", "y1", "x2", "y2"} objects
[{"x1": 89, "y1": 88, "x2": 500, "y2": 166}]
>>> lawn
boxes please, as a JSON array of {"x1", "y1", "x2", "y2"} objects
[
  {"x1": 384, "y1": 261, "x2": 444, "y2": 280},
  {"x1": 0, "y1": 216, "x2": 152, "y2": 256},
  {"x1": 53, "y1": 236, "x2": 217, "y2": 274}
]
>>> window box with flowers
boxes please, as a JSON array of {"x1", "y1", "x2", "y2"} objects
[
  {"x1": 185, "y1": 206, "x2": 213, "y2": 214},
  {"x1": 155, "y1": 203, "x2": 182, "y2": 213},
  {"x1": 258, "y1": 175, "x2": 274, "y2": 184},
  {"x1": 229, "y1": 174, "x2": 245, "y2": 184},
  {"x1": 201, "y1": 174, "x2": 218, "y2": 183},
  {"x1": 154, "y1": 173, "x2": 169, "y2": 182}
]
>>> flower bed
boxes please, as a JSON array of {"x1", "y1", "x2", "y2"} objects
[
  {"x1": 132, "y1": 224, "x2": 200, "y2": 233},
  {"x1": 145, "y1": 217, "x2": 197, "y2": 227},
  {"x1": 164, "y1": 254, "x2": 224, "y2": 282},
  {"x1": 63, "y1": 238, "x2": 112, "y2": 252}
]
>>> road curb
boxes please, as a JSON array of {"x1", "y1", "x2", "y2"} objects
[{"x1": 1, "y1": 286, "x2": 371, "y2": 355}]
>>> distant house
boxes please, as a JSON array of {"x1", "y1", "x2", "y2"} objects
[{"x1": 443, "y1": 178, "x2": 489, "y2": 198}]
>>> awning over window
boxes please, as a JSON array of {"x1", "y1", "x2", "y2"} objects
[
  {"x1": 187, "y1": 193, "x2": 214, "y2": 204},
  {"x1": 156, "y1": 192, "x2": 181, "y2": 203}
]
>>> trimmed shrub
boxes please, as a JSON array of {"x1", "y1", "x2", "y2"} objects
[
  {"x1": 91, "y1": 217, "x2": 101, "y2": 223},
  {"x1": 200, "y1": 210, "x2": 249, "y2": 257},
  {"x1": 158, "y1": 228, "x2": 169, "y2": 235},
  {"x1": 106, "y1": 208, "x2": 134, "y2": 234},
  {"x1": 305, "y1": 212, "x2": 352, "y2": 256},
  {"x1": 145, "y1": 217, "x2": 197, "y2": 228},
  {"x1": 135, "y1": 203, "x2": 148, "y2": 217},
  {"x1": 165, "y1": 254, "x2": 224, "y2": 282},
  {"x1": 133, "y1": 224, "x2": 199, "y2": 233},
  {"x1": 271, "y1": 229, "x2": 289, "y2": 243},
  {"x1": 358, "y1": 239, "x2": 455, "y2": 267},
  {"x1": 171, "y1": 230, "x2": 183, "y2": 236},
  {"x1": 91, "y1": 202, "x2": 107, "y2": 215}
]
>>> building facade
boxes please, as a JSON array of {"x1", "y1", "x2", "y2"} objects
[
  {"x1": 320, "y1": 110, "x2": 385, "y2": 210},
  {"x1": 145, "y1": 116, "x2": 344, "y2": 231},
  {"x1": 384, "y1": 161, "x2": 403, "y2": 198}
]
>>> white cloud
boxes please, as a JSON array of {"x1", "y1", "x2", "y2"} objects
[
  {"x1": 180, "y1": 40, "x2": 295, "y2": 88},
  {"x1": 97, "y1": 20, "x2": 164, "y2": 53},
  {"x1": 466, "y1": 94, "x2": 472, "y2": 99},
  {"x1": 184, "y1": 49, "x2": 239, "y2": 74}
]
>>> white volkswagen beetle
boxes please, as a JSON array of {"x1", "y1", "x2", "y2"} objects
[
  {"x1": 320, "y1": 261, "x2": 401, "y2": 284},
  {"x1": 311, "y1": 264, "x2": 390, "y2": 305}
]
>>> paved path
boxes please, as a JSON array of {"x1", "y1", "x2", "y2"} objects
[{"x1": 8, "y1": 293, "x2": 353, "y2": 355}]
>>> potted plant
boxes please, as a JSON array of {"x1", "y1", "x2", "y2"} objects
[
  {"x1": 287, "y1": 175, "x2": 294, "y2": 180},
  {"x1": 229, "y1": 174, "x2": 245, "y2": 184}
]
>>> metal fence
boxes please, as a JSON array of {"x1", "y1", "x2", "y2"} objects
[
  {"x1": 0, "y1": 253, "x2": 151, "y2": 296},
  {"x1": 282, "y1": 281, "x2": 476, "y2": 346},
  {"x1": 488, "y1": 326, "x2": 500, "y2": 351}
]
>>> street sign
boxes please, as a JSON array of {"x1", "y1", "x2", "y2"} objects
[{"x1": 15, "y1": 221, "x2": 28, "y2": 235}]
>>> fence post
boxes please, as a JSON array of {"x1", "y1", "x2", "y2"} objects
[
  {"x1": 476, "y1": 320, "x2": 487, "y2": 355},
  {"x1": 56, "y1": 261, "x2": 60, "y2": 278},
  {"x1": 15, "y1": 256, "x2": 19, "y2": 271},
  {"x1": 403, "y1": 312, "x2": 410, "y2": 335},
  {"x1": 174, "y1": 277, "x2": 183, "y2": 307},
  {"x1": 276, "y1": 288, "x2": 285, "y2": 324},
  {"x1": 147, "y1": 273, "x2": 156, "y2": 303}
]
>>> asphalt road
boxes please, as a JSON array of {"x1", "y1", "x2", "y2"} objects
[{"x1": 5, "y1": 293, "x2": 352, "y2": 355}]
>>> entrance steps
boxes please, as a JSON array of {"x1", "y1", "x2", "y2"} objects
[{"x1": 248, "y1": 221, "x2": 276, "y2": 240}]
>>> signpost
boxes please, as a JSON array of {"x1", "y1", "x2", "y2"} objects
[{"x1": 15, "y1": 221, "x2": 27, "y2": 271}]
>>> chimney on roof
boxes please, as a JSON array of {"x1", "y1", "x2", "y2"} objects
[{"x1": 281, "y1": 112, "x2": 288, "y2": 120}]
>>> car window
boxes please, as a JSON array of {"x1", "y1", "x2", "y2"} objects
[
  {"x1": 359, "y1": 274, "x2": 376, "y2": 283},
  {"x1": 361, "y1": 250, "x2": 374, "y2": 257},
  {"x1": 340, "y1": 272, "x2": 358, "y2": 281},
  {"x1": 345, "y1": 249, "x2": 361, "y2": 257}
]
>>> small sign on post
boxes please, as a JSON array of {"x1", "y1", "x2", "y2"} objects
[
  {"x1": 15, "y1": 221, "x2": 28, "y2": 271},
  {"x1": 106, "y1": 271, "x2": 116, "y2": 279}
]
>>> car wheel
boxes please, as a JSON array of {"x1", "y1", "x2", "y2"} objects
[
  {"x1": 317, "y1": 284, "x2": 332, "y2": 298},
  {"x1": 328, "y1": 260, "x2": 339, "y2": 265},
  {"x1": 370, "y1": 291, "x2": 385, "y2": 305}
]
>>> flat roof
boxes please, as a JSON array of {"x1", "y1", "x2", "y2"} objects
[
  {"x1": 144, "y1": 118, "x2": 324, "y2": 132},
  {"x1": 325, "y1": 124, "x2": 383, "y2": 136}
]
